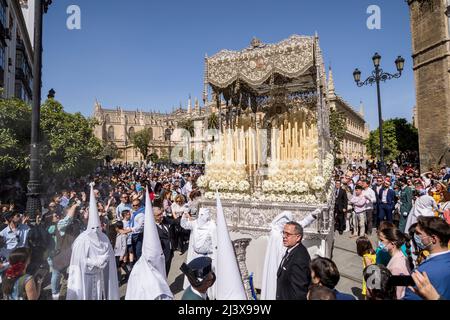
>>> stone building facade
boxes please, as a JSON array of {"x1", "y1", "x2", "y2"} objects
[
  {"x1": 407, "y1": 0, "x2": 450, "y2": 171},
  {"x1": 93, "y1": 98, "x2": 209, "y2": 163},
  {"x1": 0, "y1": 0, "x2": 35, "y2": 102},
  {"x1": 327, "y1": 68, "x2": 369, "y2": 164},
  {"x1": 94, "y1": 71, "x2": 368, "y2": 164}
]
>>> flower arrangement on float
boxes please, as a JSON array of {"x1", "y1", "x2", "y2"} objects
[{"x1": 198, "y1": 148, "x2": 334, "y2": 204}]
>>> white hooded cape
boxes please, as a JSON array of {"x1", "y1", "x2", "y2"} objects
[
  {"x1": 66, "y1": 184, "x2": 120, "y2": 300},
  {"x1": 125, "y1": 189, "x2": 173, "y2": 300},
  {"x1": 260, "y1": 209, "x2": 319, "y2": 300},
  {"x1": 215, "y1": 193, "x2": 247, "y2": 300},
  {"x1": 405, "y1": 194, "x2": 438, "y2": 232},
  {"x1": 181, "y1": 207, "x2": 217, "y2": 299}
]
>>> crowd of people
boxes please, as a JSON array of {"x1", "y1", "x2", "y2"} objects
[
  {"x1": 331, "y1": 159, "x2": 450, "y2": 300},
  {"x1": 0, "y1": 159, "x2": 449, "y2": 301},
  {"x1": 0, "y1": 163, "x2": 205, "y2": 300}
]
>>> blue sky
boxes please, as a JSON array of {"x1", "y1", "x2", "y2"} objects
[{"x1": 42, "y1": 0, "x2": 415, "y2": 130}]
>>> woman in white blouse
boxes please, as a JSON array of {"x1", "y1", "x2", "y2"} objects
[{"x1": 171, "y1": 195, "x2": 188, "y2": 253}]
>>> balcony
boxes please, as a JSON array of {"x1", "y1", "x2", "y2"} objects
[
  {"x1": 15, "y1": 67, "x2": 32, "y2": 97},
  {"x1": 16, "y1": 39, "x2": 25, "y2": 53},
  {"x1": 0, "y1": 22, "x2": 8, "y2": 45}
]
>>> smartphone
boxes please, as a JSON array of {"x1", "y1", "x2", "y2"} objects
[
  {"x1": 389, "y1": 275, "x2": 415, "y2": 287},
  {"x1": 34, "y1": 267, "x2": 49, "y2": 280}
]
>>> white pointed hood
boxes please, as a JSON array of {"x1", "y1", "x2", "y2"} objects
[
  {"x1": 125, "y1": 188, "x2": 173, "y2": 300},
  {"x1": 87, "y1": 183, "x2": 101, "y2": 231},
  {"x1": 215, "y1": 193, "x2": 247, "y2": 300},
  {"x1": 142, "y1": 188, "x2": 166, "y2": 276},
  {"x1": 66, "y1": 182, "x2": 119, "y2": 300}
]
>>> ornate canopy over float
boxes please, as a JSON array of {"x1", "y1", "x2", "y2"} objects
[{"x1": 197, "y1": 35, "x2": 336, "y2": 294}]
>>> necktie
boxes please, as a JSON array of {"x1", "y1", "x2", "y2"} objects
[{"x1": 280, "y1": 249, "x2": 290, "y2": 267}]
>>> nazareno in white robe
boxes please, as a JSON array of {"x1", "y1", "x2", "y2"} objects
[
  {"x1": 125, "y1": 189, "x2": 173, "y2": 300},
  {"x1": 66, "y1": 184, "x2": 120, "y2": 300},
  {"x1": 260, "y1": 209, "x2": 320, "y2": 300},
  {"x1": 180, "y1": 207, "x2": 217, "y2": 299}
]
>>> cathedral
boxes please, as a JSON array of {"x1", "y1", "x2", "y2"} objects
[{"x1": 93, "y1": 75, "x2": 368, "y2": 164}]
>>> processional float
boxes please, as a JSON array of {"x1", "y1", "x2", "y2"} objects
[{"x1": 197, "y1": 35, "x2": 336, "y2": 296}]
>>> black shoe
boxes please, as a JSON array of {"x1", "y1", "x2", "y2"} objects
[{"x1": 339, "y1": 231, "x2": 343, "y2": 235}]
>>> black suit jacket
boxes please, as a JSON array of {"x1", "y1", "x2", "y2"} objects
[
  {"x1": 334, "y1": 188, "x2": 348, "y2": 212},
  {"x1": 276, "y1": 243, "x2": 311, "y2": 300},
  {"x1": 156, "y1": 217, "x2": 175, "y2": 262}
]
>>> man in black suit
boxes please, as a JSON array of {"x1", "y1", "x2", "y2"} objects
[
  {"x1": 372, "y1": 175, "x2": 384, "y2": 228},
  {"x1": 334, "y1": 180, "x2": 348, "y2": 235},
  {"x1": 153, "y1": 200, "x2": 175, "y2": 276},
  {"x1": 276, "y1": 222, "x2": 311, "y2": 300},
  {"x1": 378, "y1": 179, "x2": 396, "y2": 224}
]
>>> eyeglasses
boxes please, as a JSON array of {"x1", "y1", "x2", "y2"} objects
[
  {"x1": 132, "y1": 204, "x2": 140, "y2": 208},
  {"x1": 282, "y1": 231, "x2": 300, "y2": 237}
]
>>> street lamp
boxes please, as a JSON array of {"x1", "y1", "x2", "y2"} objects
[
  {"x1": 26, "y1": 0, "x2": 52, "y2": 221},
  {"x1": 353, "y1": 53, "x2": 405, "y2": 175},
  {"x1": 47, "y1": 88, "x2": 55, "y2": 99}
]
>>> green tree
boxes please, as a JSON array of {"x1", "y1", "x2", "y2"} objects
[
  {"x1": 329, "y1": 108, "x2": 346, "y2": 157},
  {"x1": 178, "y1": 119, "x2": 195, "y2": 137},
  {"x1": 365, "y1": 118, "x2": 418, "y2": 162},
  {"x1": 131, "y1": 128, "x2": 152, "y2": 161},
  {"x1": 390, "y1": 118, "x2": 419, "y2": 156},
  {"x1": 0, "y1": 99, "x2": 31, "y2": 177},
  {"x1": 40, "y1": 99, "x2": 103, "y2": 179},
  {"x1": 207, "y1": 113, "x2": 219, "y2": 130},
  {"x1": 149, "y1": 153, "x2": 159, "y2": 163},
  {"x1": 100, "y1": 141, "x2": 119, "y2": 163},
  {"x1": 0, "y1": 98, "x2": 103, "y2": 186}
]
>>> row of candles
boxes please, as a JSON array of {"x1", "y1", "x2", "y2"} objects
[{"x1": 212, "y1": 119, "x2": 319, "y2": 167}]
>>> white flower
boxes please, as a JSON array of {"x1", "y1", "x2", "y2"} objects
[
  {"x1": 196, "y1": 175, "x2": 208, "y2": 188},
  {"x1": 310, "y1": 176, "x2": 326, "y2": 191},
  {"x1": 284, "y1": 181, "x2": 296, "y2": 194},
  {"x1": 304, "y1": 194, "x2": 317, "y2": 204},
  {"x1": 273, "y1": 181, "x2": 284, "y2": 192},
  {"x1": 209, "y1": 180, "x2": 218, "y2": 190},
  {"x1": 294, "y1": 181, "x2": 309, "y2": 194},
  {"x1": 262, "y1": 180, "x2": 273, "y2": 192},
  {"x1": 205, "y1": 192, "x2": 214, "y2": 199},
  {"x1": 238, "y1": 180, "x2": 250, "y2": 192},
  {"x1": 219, "y1": 180, "x2": 231, "y2": 190}
]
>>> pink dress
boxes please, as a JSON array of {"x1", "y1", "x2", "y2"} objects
[{"x1": 387, "y1": 251, "x2": 411, "y2": 299}]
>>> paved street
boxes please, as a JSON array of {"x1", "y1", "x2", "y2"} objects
[
  {"x1": 333, "y1": 231, "x2": 378, "y2": 300},
  {"x1": 120, "y1": 230, "x2": 376, "y2": 300}
]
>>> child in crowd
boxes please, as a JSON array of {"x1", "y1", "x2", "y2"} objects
[
  {"x1": 356, "y1": 236, "x2": 376, "y2": 299},
  {"x1": 121, "y1": 210, "x2": 134, "y2": 268},
  {"x1": 114, "y1": 221, "x2": 130, "y2": 283},
  {"x1": 350, "y1": 185, "x2": 369, "y2": 237}
]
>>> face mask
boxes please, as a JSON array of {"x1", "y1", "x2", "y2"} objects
[
  {"x1": 414, "y1": 234, "x2": 431, "y2": 250},
  {"x1": 378, "y1": 241, "x2": 389, "y2": 252}
]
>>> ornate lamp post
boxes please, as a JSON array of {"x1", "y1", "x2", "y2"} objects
[
  {"x1": 26, "y1": 0, "x2": 52, "y2": 221},
  {"x1": 353, "y1": 53, "x2": 405, "y2": 175}
]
